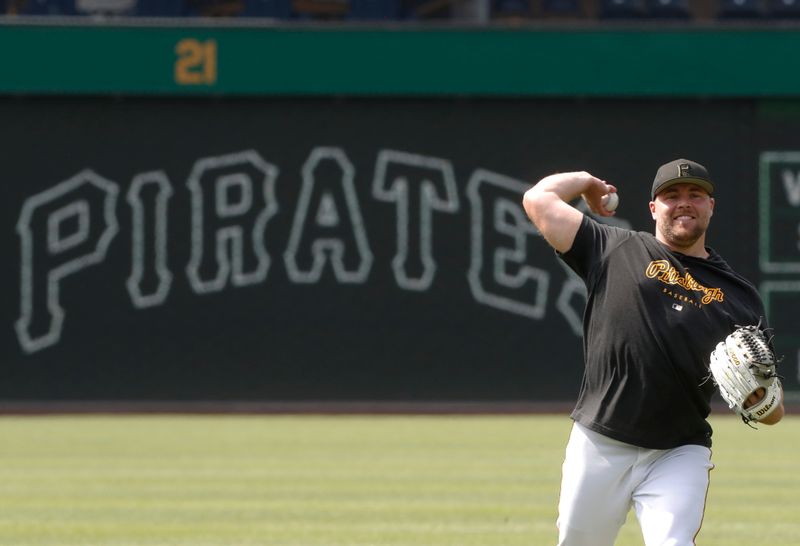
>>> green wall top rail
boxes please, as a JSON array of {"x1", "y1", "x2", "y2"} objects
[{"x1": 1, "y1": 20, "x2": 799, "y2": 96}]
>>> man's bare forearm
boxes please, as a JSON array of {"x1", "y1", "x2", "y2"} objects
[{"x1": 522, "y1": 171, "x2": 616, "y2": 253}]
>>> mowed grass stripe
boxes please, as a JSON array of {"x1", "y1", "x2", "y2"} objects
[{"x1": 0, "y1": 414, "x2": 795, "y2": 545}]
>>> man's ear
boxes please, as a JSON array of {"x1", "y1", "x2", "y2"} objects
[{"x1": 649, "y1": 201, "x2": 657, "y2": 220}]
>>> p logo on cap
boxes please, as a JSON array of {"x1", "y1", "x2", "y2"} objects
[{"x1": 651, "y1": 158, "x2": 715, "y2": 200}]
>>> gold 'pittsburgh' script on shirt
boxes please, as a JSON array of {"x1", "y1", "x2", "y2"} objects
[{"x1": 645, "y1": 260, "x2": 724, "y2": 305}]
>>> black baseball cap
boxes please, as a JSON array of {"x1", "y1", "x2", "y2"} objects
[{"x1": 651, "y1": 159, "x2": 715, "y2": 200}]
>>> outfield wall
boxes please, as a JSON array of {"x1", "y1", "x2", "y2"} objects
[{"x1": 2, "y1": 22, "x2": 799, "y2": 402}]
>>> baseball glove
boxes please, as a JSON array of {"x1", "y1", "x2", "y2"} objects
[{"x1": 709, "y1": 324, "x2": 782, "y2": 425}]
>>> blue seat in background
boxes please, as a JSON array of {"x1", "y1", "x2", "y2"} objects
[
  {"x1": 598, "y1": 0, "x2": 647, "y2": 18},
  {"x1": 242, "y1": 0, "x2": 291, "y2": 17},
  {"x1": 15, "y1": 0, "x2": 76, "y2": 14},
  {"x1": 491, "y1": 0, "x2": 530, "y2": 18},
  {"x1": 717, "y1": 0, "x2": 762, "y2": 17},
  {"x1": 133, "y1": 0, "x2": 184, "y2": 15},
  {"x1": 647, "y1": 0, "x2": 689, "y2": 17},
  {"x1": 768, "y1": 0, "x2": 800, "y2": 16},
  {"x1": 541, "y1": 0, "x2": 581, "y2": 16},
  {"x1": 14, "y1": 0, "x2": 185, "y2": 15},
  {"x1": 176, "y1": 0, "x2": 302, "y2": 17},
  {"x1": 349, "y1": 0, "x2": 398, "y2": 19}
]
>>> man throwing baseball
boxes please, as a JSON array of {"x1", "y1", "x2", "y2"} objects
[{"x1": 522, "y1": 159, "x2": 784, "y2": 546}]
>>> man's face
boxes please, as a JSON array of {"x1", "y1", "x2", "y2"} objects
[{"x1": 649, "y1": 183, "x2": 715, "y2": 251}]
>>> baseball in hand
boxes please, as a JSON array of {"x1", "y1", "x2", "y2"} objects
[{"x1": 601, "y1": 192, "x2": 619, "y2": 212}]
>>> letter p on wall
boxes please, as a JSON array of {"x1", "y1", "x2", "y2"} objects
[{"x1": 16, "y1": 170, "x2": 119, "y2": 353}]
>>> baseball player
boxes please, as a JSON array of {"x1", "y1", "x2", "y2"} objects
[{"x1": 521, "y1": 159, "x2": 785, "y2": 546}]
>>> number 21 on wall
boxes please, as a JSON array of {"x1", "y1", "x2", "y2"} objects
[{"x1": 175, "y1": 39, "x2": 217, "y2": 85}]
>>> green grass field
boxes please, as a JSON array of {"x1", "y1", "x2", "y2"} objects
[{"x1": 0, "y1": 414, "x2": 796, "y2": 546}]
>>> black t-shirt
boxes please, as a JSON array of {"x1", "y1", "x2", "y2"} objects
[{"x1": 560, "y1": 216, "x2": 767, "y2": 449}]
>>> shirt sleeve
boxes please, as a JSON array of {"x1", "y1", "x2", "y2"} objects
[{"x1": 559, "y1": 216, "x2": 631, "y2": 283}]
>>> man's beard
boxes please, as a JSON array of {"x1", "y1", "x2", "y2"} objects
[{"x1": 660, "y1": 220, "x2": 706, "y2": 249}]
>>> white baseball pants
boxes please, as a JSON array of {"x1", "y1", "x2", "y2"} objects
[{"x1": 557, "y1": 422, "x2": 713, "y2": 546}]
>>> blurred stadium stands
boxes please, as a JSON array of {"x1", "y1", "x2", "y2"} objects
[{"x1": 0, "y1": 0, "x2": 798, "y2": 23}]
